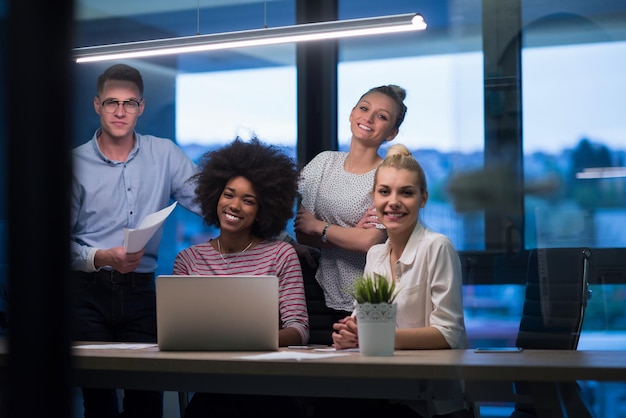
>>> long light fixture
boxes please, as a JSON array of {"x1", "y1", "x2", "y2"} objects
[
  {"x1": 576, "y1": 167, "x2": 626, "y2": 179},
  {"x1": 73, "y1": 13, "x2": 426, "y2": 64}
]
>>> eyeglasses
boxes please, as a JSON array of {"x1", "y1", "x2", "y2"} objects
[{"x1": 100, "y1": 99, "x2": 143, "y2": 114}]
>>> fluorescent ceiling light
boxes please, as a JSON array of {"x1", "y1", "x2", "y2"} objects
[
  {"x1": 73, "y1": 13, "x2": 426, "y2": 63},
  {"x1": 576, "y1": 167, "x2": 626, "y2": 179}
]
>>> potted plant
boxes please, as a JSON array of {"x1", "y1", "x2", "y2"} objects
[
  {"x1": 351, "y1": 273, "x2": 398, "y2": 356},
  {"x1": 353, "y1": 272, "x2": 397, "y2": 305}
]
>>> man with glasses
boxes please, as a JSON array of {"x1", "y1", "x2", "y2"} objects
[{"x1": 70, "y1": 63, "x2": 200, "y2": 418}]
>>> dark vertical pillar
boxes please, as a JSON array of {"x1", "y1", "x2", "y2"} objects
[
  {"x1": 482, "y1": 0, "x2": 525, "y2": 252},
  {"x1": 6, "y1": 0, "x2": 73, "y2": 416},
  {"x1": 296, "y1": 0, "x2": 338, "y2": 166}
]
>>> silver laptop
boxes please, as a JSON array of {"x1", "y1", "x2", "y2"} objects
[{"x1": 156, "y1": 275, "x2": 279, "y2": 351}]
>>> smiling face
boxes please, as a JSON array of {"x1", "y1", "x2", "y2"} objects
[
  {"x1": 217, "y1": 176, "x2": 259, "y2": 235},
  {"x1": 373, "y1": 166, "x2": 428, "y2": 235},
  {"x1": 349, "y1": 91, "x2": 399, "y2": 146}
]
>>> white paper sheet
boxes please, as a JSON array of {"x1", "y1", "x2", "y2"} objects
[
  {"x1": 236, "y1": 352, "x2": 350, "y2": 361},
  {"x1": 313, "y1": 347, "x2": 360, "y2": 353},
  {"x1": 74, "y1": 343, "x2": 158, "y2": 350},
  {"x1": 123, "y1": 202, "x2": 178, "y2": 253}
]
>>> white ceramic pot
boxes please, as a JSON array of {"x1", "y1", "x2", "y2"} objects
[{"x1": 355, "y1": 302, "x2": 397, "y2": 356}]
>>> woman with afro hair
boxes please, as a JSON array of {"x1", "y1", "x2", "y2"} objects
[
  {"x1": 174, "y1": 137, "x2": 310, "y2": 417},
  {"x1": 173, "y1": 136, "x2": 309, "y2": 345}
]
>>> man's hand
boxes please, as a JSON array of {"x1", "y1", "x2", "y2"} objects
[{"x1": 95, "y1": 247, "x2": 144, "y2": 273}]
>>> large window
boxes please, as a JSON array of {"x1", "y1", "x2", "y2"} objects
[
  {"x1": 176, "y1": 65, "x2": 297, "y2": 149},
  {"x1": 523, "y1": 41, "x2": 626, "y2": 249},
  {"x1": 518, "y1": 18, "x2": 626, "y2": 413},
  {"x1": 174, "y1": 60, "x2": 298, "y2": 268}
]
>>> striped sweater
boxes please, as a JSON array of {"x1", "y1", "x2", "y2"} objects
[{"x1": 173, "y1": 239, "x2": 309, "y2": 344}]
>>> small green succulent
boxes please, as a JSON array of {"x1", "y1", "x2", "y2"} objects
[{"x1": 352, "y1": 273, "x2": 397, "y2": 304}]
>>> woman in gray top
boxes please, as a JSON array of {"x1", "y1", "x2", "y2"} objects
[{"x1": 295, "y1": 84, "x2": 408, "y2": 318}]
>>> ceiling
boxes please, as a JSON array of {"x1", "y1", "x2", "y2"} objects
[
  {"x1": 72, "y1": 0, "x2": 302, "y2": 71},
  {"x1": 71, "y1": 0, "x2": 442, "y2": 72},
  {"x1": 74, "y1": 0, "x2": 275, "y2": 20},
  {"x1": 71, "y1": 0, "x2": 626, "y2": 73}
]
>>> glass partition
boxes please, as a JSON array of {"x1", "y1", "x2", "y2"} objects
[{"x1": 2, "y1": 0, "x2": 625, "y2": 415}]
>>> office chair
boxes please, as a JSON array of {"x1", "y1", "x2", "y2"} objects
[
  {"x1": 178, "y1": 391, "x2": 189, "y2": 418},
  {"x1": 300, "y1": 250, "x2": 342, "y2": 346},
  {"x1": 510, "y1": 247, "x2": 596, "y2": 418}
]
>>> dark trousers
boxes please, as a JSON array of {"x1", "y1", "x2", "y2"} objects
[
  {"x1": 312, "y1": 398, "x2": 477, "y2": 418},
  {"x1": 183, "y1": 393, "x2": 308, "y2": 418},
  {"x1": 72, "y1": 270, "x2": 163, "y2": 418}
]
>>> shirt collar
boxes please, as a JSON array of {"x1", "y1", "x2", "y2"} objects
[
  {"x1": 396, "y1": 222, "x2": 425, "y2": 265},
  {"x1": 92, "y1": 129, "x2": 140, "y2": 164}
]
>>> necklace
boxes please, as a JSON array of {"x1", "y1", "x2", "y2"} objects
[{"x1": 217, "y1": 238, "x2": 254, "y2": 269}]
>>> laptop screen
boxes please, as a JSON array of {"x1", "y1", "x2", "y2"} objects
[{"x1": 156, "y1": 275, "x2": 279, "y2": 351}]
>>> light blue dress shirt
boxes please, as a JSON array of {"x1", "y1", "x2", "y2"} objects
[{"x1": 70, "y1": 130, "x2": 200, "y2": 273}]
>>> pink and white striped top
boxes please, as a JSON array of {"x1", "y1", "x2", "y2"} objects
[{"x1": 173, "y1": 239, "x2": 309, "y2": 344}]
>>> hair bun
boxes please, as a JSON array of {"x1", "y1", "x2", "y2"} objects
[
  {"x1": 388, "y1": 84, "x2": 407, "y2": 101},
  {"x1": 386, "y1": 144, "x2": 411, "y2": 158}
]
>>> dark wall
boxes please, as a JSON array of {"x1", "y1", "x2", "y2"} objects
[
  {"x1": 5, "y1": 0, "x2": 74, "y2": 416},
  {"x1": 0, "y1": 3, "x2": 8, "y2": 331}
]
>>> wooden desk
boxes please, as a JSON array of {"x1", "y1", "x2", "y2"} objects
[
  {"x1": 2, "y1": 344, "x2": 626, "y2": 416},
  {"x1": 66, "y1": 346, "x2": 626, "y2": 395}
]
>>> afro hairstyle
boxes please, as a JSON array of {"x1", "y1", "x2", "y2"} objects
[{"x1": 193, "y1": 136, "x2": 300, "y2": 239}]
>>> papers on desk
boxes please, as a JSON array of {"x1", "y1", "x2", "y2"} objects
[
  {"x1": 314, "y1": 347, "x2": 359, "y2": 353},
  {"x1": 237, "y1": 352, "x2": 351, "y2": 361},
  {"x1": 123, "y1": 202, "x2": 177, "y2": 253},
  {"x1": 74, "y1": 343, "x2": 158, "y2": 350}
]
